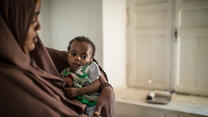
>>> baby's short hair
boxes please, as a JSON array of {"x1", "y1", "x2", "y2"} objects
[{"x1": 67, "y1": 36, "x2": 96, "y2": 57}]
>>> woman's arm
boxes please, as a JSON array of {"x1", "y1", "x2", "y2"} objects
[
  {"x1": 65, "y1": 75, "x2": 106, "y2": 98},
  {"x1": 46, "y1": 48, "x2": 115, "y2": 117},
  {"x1": 94, "y1": 77, "x2": 115, "y2": 117},
  {"x1": 46, "y1": 47, "x2": 68, "y2": 72},
  {"x1": 65, "y1": 75, "x2": 115, "y2": 117},
  {"x1": 93, "y1": 59, "x2": 115, "y2": 117}
]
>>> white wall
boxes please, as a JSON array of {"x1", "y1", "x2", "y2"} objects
[
  {"x1": 40, "y1": 0, "x2": 103, "y2": 65},
  {"x1": 39, "y1": 0, "x2": 52, "y2": 46},
  {"x1": 102, "y1": 0, "x2": 127, "y2": 88},
  {"x1": 40, "y1": 0, "x2": 127, "y2": 88}
]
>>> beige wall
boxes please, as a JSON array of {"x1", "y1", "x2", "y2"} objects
[
  {"x1": 39, "y1": 0, "x2": 103, "y2": 65},
  {"x1": 40, "y1": 0, "x2": 127, "y2": 88},
  {"x1": 102, "y1": 0, "x2": 127, "y2": 88}
]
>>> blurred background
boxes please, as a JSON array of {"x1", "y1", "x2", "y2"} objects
[{"x1": 39, "y1": 0, "x2": 208, "y2": 117}]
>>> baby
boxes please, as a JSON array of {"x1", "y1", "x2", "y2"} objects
[{"x1": 61, "y1": 36, "x2": 104, "y2": 116}]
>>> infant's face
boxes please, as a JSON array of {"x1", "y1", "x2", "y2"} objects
[{"x1": 67, "y1": 41, "x2": 93, "y2": 71}]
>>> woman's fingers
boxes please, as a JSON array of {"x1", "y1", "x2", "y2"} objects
[
  {"x1": 93, "y1": 100, "x2": 103, "y2": 116},
  {"x1": 93, "y1": 85, "x2": 115, "y2": 117},
  {"x1": 93, "y1": 111, "x2": 100, "y2": 116}
]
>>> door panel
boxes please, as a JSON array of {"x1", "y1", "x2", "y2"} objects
[
  {"x1": 127, "y1": 0, "x2": 173, "y2": 90},
  {"x1": 176, "y1": 0, "x2": 208, "y2": 96}
]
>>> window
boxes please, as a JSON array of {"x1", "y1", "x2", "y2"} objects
[{"x1": 127, "y1": 0, "x2": 208, "y2": 96}]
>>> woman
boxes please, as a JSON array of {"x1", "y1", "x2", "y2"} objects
[{"x1": 0, "y1": 0, "x2": 114, "y2": 117}]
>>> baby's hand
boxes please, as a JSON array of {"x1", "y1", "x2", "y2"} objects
[
  {"x1": 64, "y1": 87, "x2": 80, "y2": 98},
  {"x1": 63, "y1": 77, "x2": 73, "y2": 87}
]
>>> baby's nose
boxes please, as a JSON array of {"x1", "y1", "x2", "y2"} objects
[{"x1": 75, "y1": 55, "x2": 81, "y2": 61}]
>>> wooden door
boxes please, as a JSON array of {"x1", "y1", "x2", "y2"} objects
[
  {"x1": 127, "y1": 0, "x2": 173, "y2": 90},
  {"x1": 175, "y1": 0, "x2": 208, "y2": 96}
]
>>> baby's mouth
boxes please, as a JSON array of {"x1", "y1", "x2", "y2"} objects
[{"x1": 73, "y1": 63, "x2": 80, "y2": 68}]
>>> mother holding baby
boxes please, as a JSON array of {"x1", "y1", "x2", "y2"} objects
[{"x1": 0, "y1": 0, "x2": 114, "y2": 117}]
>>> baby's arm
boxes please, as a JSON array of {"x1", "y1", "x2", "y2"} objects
[{"x1": 65, "y1": 75, "x2": 105, "y2": 98}]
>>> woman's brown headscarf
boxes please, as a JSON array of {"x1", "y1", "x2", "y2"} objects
[{"x1": 0, "y1": 0, "x2": 87, "y2": 116}]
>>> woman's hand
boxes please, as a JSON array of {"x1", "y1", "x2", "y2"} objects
[{"x1": 93, "y1": 78, "x2": 115, "y2": 117}]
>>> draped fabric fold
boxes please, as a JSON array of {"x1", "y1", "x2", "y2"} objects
[{"x1": 0, "y1": 1, "x2": 86, "y2": 116}]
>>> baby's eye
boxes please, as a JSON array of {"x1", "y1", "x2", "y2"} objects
[
  {"x1": 70, "y1": 52, "x2": 76, "y2": 56},
  {"x1": 81, "y1": 54, "x2": 86, "y2": 59}
]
